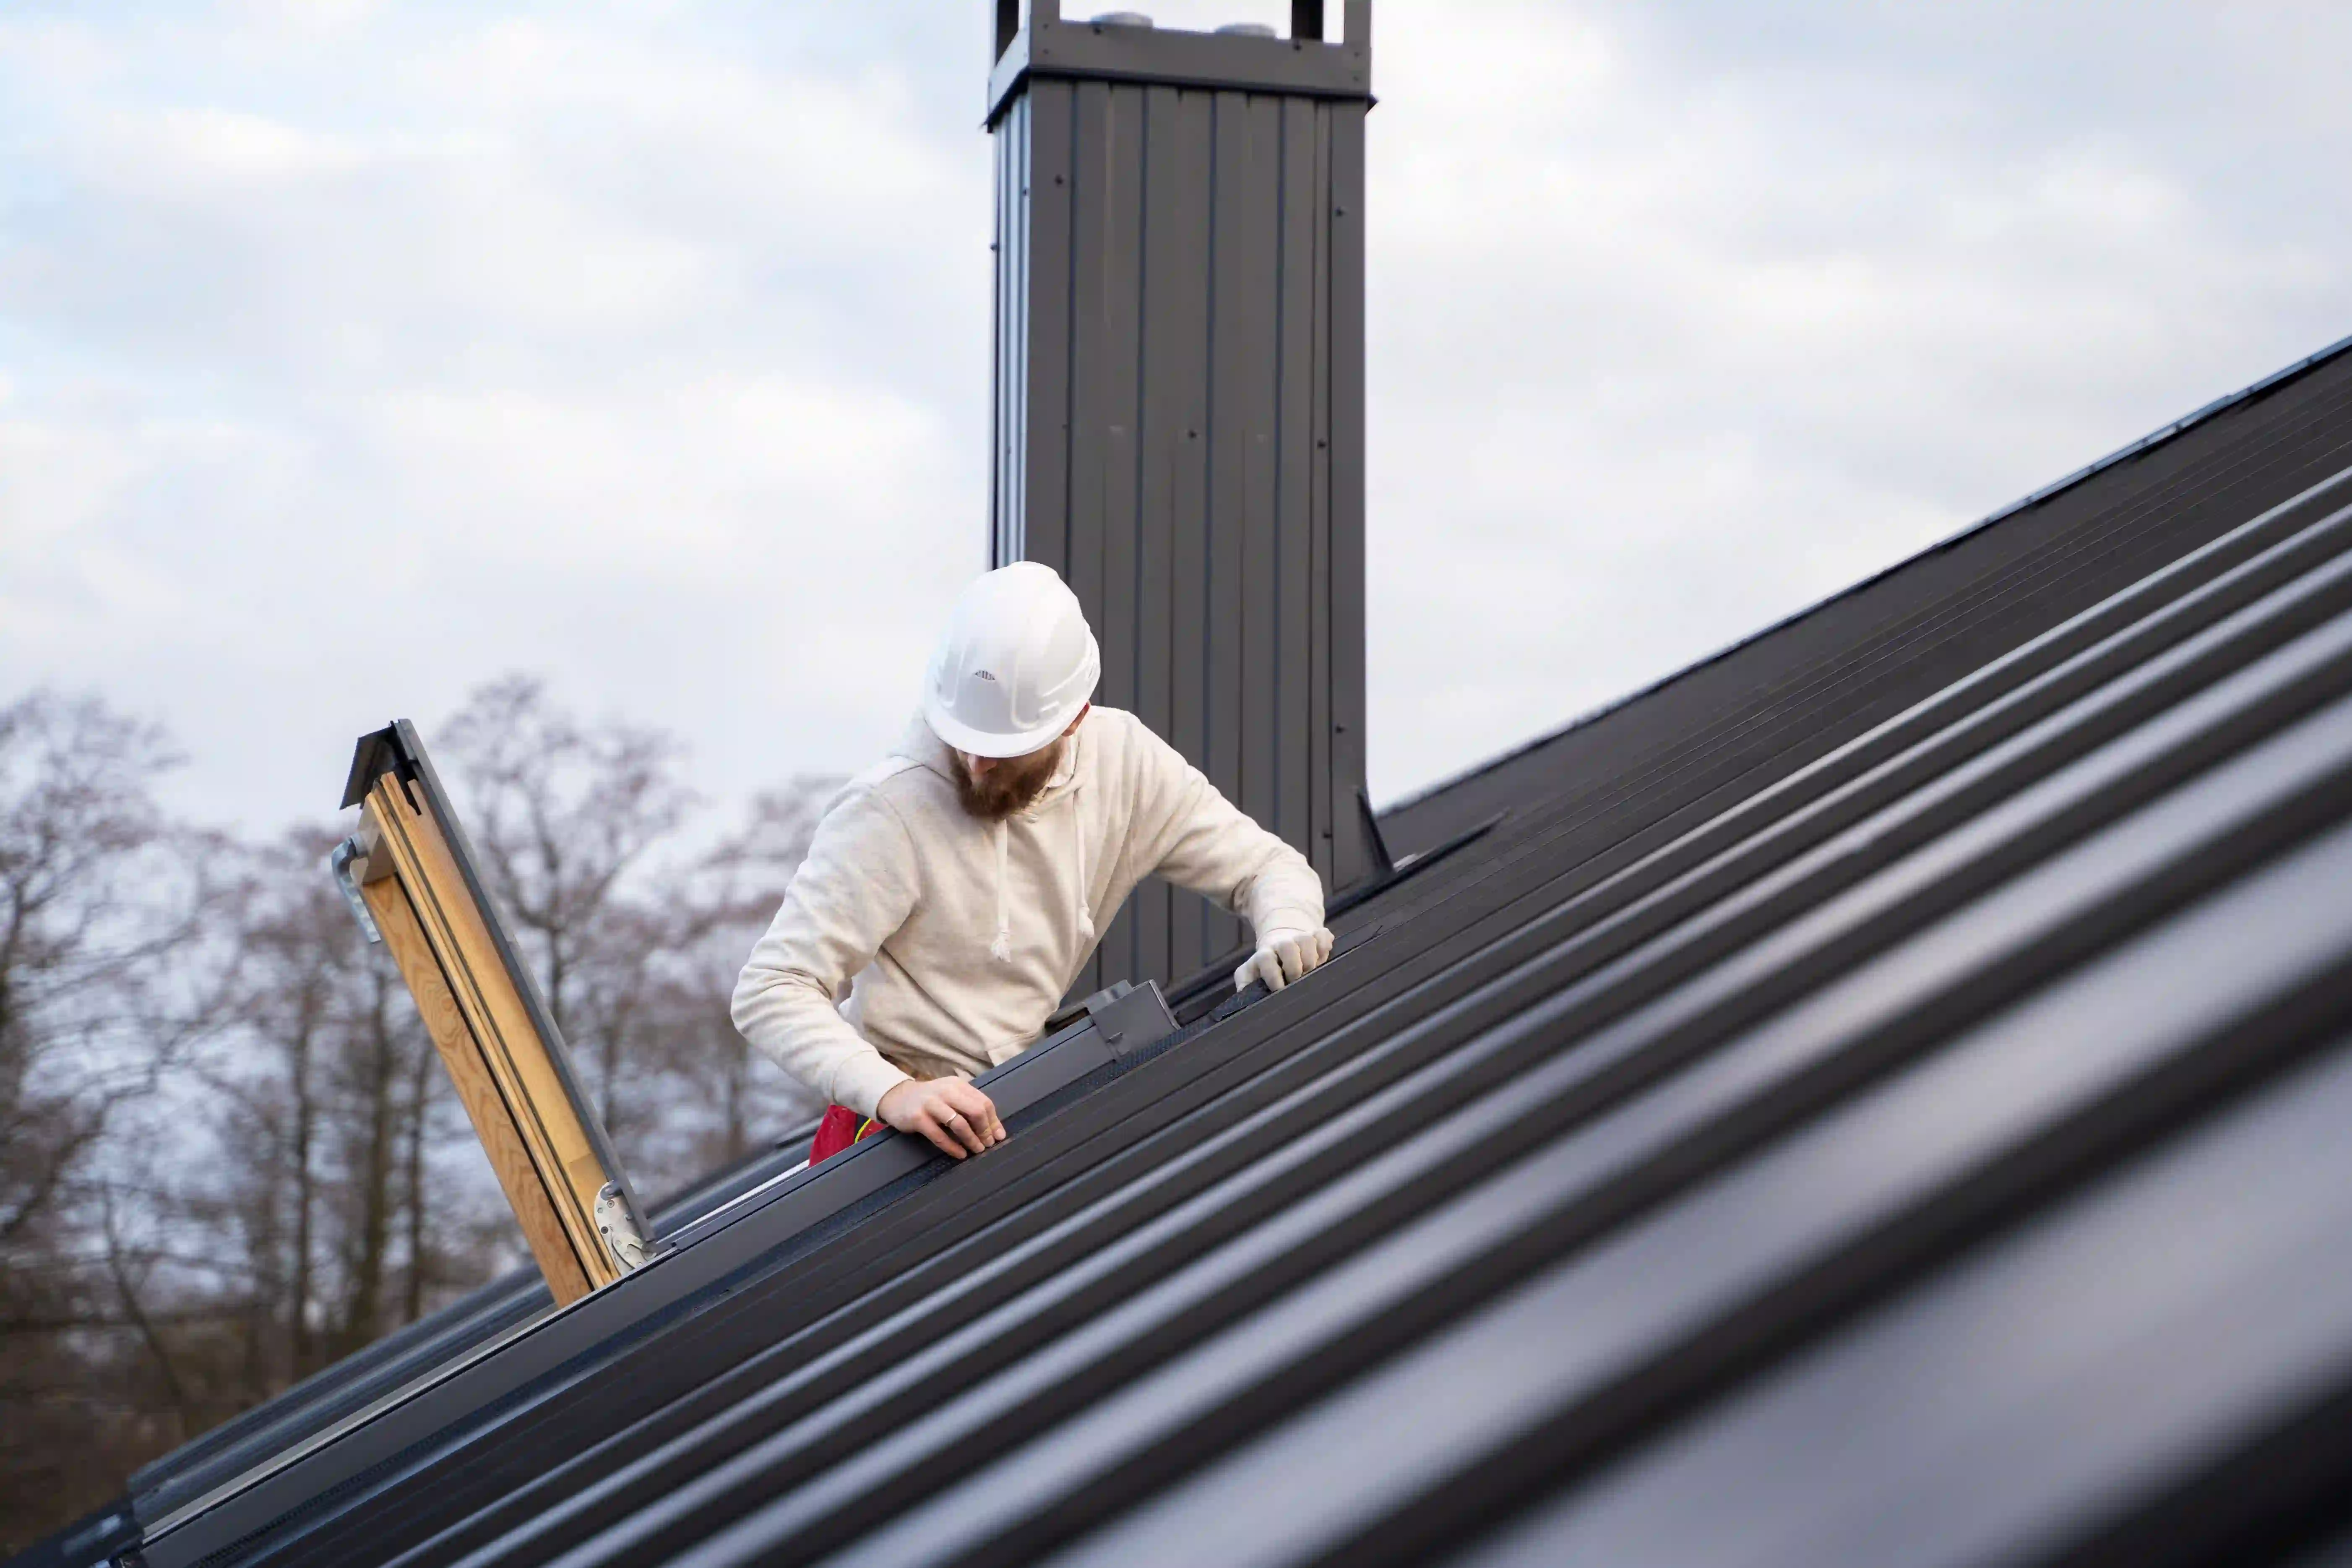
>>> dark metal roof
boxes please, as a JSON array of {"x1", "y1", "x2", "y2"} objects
[
  {"x1": 36, "y1": 334, "x2": 2352, "y2": 1568},
  {"x1": 114, "y1": 1126, "x2": 823, "y2": 1539}
]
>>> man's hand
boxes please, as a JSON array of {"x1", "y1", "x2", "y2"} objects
[
  {"x1": 1233, "y1": 925, "x2": 1335, "y2": 995},
  {"x1": 876, "y1": 1076, "x2": 1008, "y2": 1159}
]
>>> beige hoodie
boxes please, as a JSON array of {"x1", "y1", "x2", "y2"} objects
[{"x1": 730, "y1": 706, "x2": 1325, "y2": 1119}]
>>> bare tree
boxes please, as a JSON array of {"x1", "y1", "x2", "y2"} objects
[
  {"x1": 0, "y1": 802, "x2": 511, "y2": 1554},
  {"x1": 436, "y1": 676, "x2": 693, "y2": 1156},
  {"x1": 652, "y1": 782, "x2": 839, "y2": 1167},
  {"x1": 0, "y1": 692, "x2": 224, "y2": 1547},
  {"x1": 0, "y1": 678, "x2": 838, "y2": 1552},
  {"x1": 0, "y1": 695, "x2": 210, "y2": 1249},
  {"x1": 200, "y1": 828, "x2": 509, "y2": 1394},
  {"x1": 432, "y1": 677, "x2": 833, "y2": 1190}
]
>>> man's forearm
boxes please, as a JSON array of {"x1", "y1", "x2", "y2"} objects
[
  {"x1": 1240, "y1": 848, "x2": 1326, "y2": 937},
  {"x1": 730, "y1": 968, "x2": 911, "y2": 1120}
]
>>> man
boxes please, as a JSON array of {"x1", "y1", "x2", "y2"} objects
[{"x1": 733, "y1": 562, "x2": 1334, "y2": 1162}]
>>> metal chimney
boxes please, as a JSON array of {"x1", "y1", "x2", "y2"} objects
[{"x1": 987, "y1": 0, "x2": 1378, "y2": 997}]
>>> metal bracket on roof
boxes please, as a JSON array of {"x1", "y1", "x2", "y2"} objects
[
  {"x1": 1083, "y1": 979, "x2": 1178, "y2": 1060},
  {"x1": 595, "y1": 1183, "x2": 651, "y2": 1272},
  {"x1": 327, "y1": 836, "x2": 382, "y2": 945},
  {"x1": 1357, "y1": 784, "x2": 1396, "y2": 881}
]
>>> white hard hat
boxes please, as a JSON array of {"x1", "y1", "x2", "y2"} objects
[{"x1": 922, "y1": 562, "x2": 1102, "y2": 758}]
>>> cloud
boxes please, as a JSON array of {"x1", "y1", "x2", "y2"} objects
[
  {"x1": 1363, "y1": 0, "x2": 2352, "y2": 796},
  {"x1": 2, "y1": 0, "x2": 2349, "y2": 836},
  {"x1": 0, "y1": 3, "x2": 991, "y2": 834}
]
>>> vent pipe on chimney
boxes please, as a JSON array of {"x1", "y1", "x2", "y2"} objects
[{"x1": 987, "y1": 1, "x2": 1376, "y2": 998}]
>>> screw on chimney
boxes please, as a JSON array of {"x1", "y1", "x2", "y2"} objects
[
  {"x1": 1217, "y1": 22, "x2": 1276, "y2": 34},
  {"x1": 1092, "y1": 11, "x2": 1153, "y2": 25}
]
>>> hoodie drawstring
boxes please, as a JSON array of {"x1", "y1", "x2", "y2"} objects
[
  {"x1": 989, "y1": 774, "x2": 1089, "y2": 966},
  {"x1": 1072, "y1": 790, "x2": 1094, "y2": 940},
  {"x1": 990, "y1": 820, "x2": 1014, "y2": 964}
]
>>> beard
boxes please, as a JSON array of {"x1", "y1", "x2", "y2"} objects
[{"x1": 953, "y1": 739, "x2": 1064, "y2": 822}]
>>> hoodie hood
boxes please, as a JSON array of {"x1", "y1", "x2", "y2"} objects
[{"x1": 898, "y1": 709, "x2": 1084, "y2": 816}]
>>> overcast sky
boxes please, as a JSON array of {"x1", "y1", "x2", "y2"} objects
[{"x1": 5, "y1": 1, "x2": 2350, "y2": 839}]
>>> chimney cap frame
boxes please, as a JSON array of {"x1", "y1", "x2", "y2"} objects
[{"x1": 987, "y1": 0, "x2": 1371, "y2": 127}]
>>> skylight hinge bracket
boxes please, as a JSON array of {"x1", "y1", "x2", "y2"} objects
[
  {"x1": 328, "y1": 835, "x2": 383, "y2": 944},
  {"x1": 596, "y1": 1182, "x2": 652, "y2": 1271}
]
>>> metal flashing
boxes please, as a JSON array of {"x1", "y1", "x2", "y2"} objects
[
  {"x1": 1082, "y1": 979, "x2": 1180, "y2": 1058},
  {"x1": 985, "y1": 1, "x2": 1371, "y2": 128}
]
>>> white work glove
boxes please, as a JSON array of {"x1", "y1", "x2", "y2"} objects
[{"x1": 1233, "y1": 926, "x2": 1334, "y2": 994}]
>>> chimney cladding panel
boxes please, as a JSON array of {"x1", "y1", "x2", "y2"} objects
[{"x1": 989, "y1": 7, "x2": 1374, "y2": 998}]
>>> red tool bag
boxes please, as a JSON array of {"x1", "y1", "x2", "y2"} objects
[{"x1": 809, "y1": 1104, "x2": 886, "y2": 1164}]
